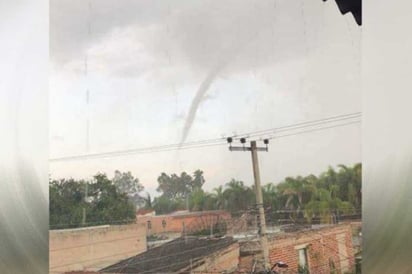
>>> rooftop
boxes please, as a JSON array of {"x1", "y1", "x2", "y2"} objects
[
  {"x1": 161, "y1": 210, "x2": 229, "y2": 218},
  {"x1": 136, "y1": 208, "x2": 155, "y2": 216},
  {"x1": 100, "y1": 236, "x2": 236, "y2": 273}
]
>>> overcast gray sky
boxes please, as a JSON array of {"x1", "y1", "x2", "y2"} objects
[{"x1": 49, "y1": 0, "x2": 361, "y2": 197}]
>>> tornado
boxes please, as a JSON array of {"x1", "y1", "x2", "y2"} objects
[
  {"x1": 179, "y1": 20, "x2": 266, "y2": 145},
  {"x1": 179, "y1": 60, "x2": 227, "y2": 145},
  {"x1": 179, "y1": 40, "x2": 249, "y2": 145}
]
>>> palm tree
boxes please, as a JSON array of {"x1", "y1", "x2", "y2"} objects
[
  {"x1": 337, "y1": 164, "x2": 352, "y2": 201},
  {"x1": 223, "y1": 179, "x2": 255, "y2": 214},
  {"x1": 192, "y1": 169, "x2": 205, "y2": 191},
  {"x1": 352, "y1": 163, "x2": 362, "y2": 209},
  {"x1": 212, "y1": 185, "x2": 225, "y2": 210},
  {"x1": 278, "y1": 177, "x2": 308, "y2": 211},
  {"x1": 318, "y1": 166, "x2": 337, "y2": 192},
  {"x1": 189, "y1": 189, "x2": 208, "y2": 211},
  {"x1": 334, "y1": 164, "x2": 362, "y2": 210},
  {"x1": 262, "y1": 183, "x2": 278, "y2": 210},
  {"x1": 304, "y1": 187, "x2": 355, "y2": 224}
]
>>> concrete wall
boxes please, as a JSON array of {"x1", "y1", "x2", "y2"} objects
[
  {"x1": 184, "y1": 242, "x2": 240, "y2": 273},
  {"x1": 49, "y1": 224, "x2": 147, "y2": 274}
]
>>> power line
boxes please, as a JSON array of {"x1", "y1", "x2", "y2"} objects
[
  {"x1": 50, "y1": 141, "x2": 227, "y2": 162},
  {"x1": 236, "y1": 112, "x2": 360, "y2": 140},
  {"x1": 267, "y1": 120, "x2": 360, "y2": 140},
  {"x1": 50, "y1": 113, "x2": 361, "y2": 162},
  {"x1": 51, "y1": 114, "x2": 360, "y2": 162}
]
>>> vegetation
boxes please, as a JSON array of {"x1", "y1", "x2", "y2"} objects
[
  {"x1": 153, "y1": 170, "x2": 205, "y2": 214},
  {"x1": 152, "y1": 164, "x2": 361, "y2": 224},
  {"x1": 49, "y1": 171, "x2": 141, "y2": 229},
  {"x1": 49, "y1": 163, "x2": 361, "y2": 229}
]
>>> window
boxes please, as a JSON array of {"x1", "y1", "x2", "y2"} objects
[{"x1": 298, "y1": 248, "x2": 309, "y2": 274}]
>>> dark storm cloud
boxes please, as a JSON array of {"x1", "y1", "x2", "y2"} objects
[
  {"x1": 51, "y1": 0, "x2": 308, "y2": 71},
  {"x1": 51, "y1": 0, "x2": 321, "y2": 143},
  {"x1": 50, "y1": 0, "x2": 176, "y2": 64}
]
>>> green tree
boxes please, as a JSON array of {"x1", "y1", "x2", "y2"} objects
[
  {"x1": 304, "y1": 187, "x2": 354, "y2": 224},
  {"x1": 156, "y1": 172, "x2": 194, "y2": 199},
  {"x1": 49, "y1": 173, "x2": 136, "y2": 229},
  {"x1": 154, "y1": 170, "x2": 206, "y2": 214},
  {"x1": 112, "y1": 170, "x2": 145, "y2": 208},
  {"x1": 81, "y1": 173, "x2": 136, "y2": 225},
  {"x1": 352, "y1": 163, "x2": 362, "y2": 209},
  {"x1": 153, "y1": 195, "x2": 184, "y2": 214},
  {"x1": 189, "y1": 189, "x2": 209, "y2": 211},
  {"x1": 143, "y1": 192, "x2": 152, "y2": 209},
  {"x1": 49, "y1": 178, "x2": 88, "y2": 228},
  {"x1": 336, "y1": 163, "x2": 362, "y2": 209},
  {"x1": 223, "y1": 179, "x2": 255, "y2": 214},
  {"x1": 191, "y1": 169, "x2": 205, "y2": 192},
  {"x1": 262, "y1": 183, "x2": 280, "y2": 211},
  {"x1": 277, "y1": 176, "x2": 312, "y2": 211},
  {"x1": 212, "y1": 185, "x2": 226, "y2": 210},
  {"x1": 274, "y1": 164, "x2": 361, "y2": 224}
]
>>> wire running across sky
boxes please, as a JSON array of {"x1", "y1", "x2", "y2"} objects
[{"x1": 49, "y1": 112, "x2": 361, "y2": 162}]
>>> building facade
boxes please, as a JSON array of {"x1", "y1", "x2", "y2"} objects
[
  {"x1": 238, "y1": 224, "x2": 355, "y2": 274},
  {"x1": 137, "y1": 210, "x2": 232, "y2": 235}
]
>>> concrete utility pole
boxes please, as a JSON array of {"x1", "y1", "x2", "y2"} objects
[
  {"x1": 227, "y1": 138, "x2": 271, "y2": 271},
  {"x1": 250, "y1": 141, "x2": 270, "y2": 270}
]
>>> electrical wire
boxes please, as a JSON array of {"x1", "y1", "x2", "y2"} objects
[
  {"x1": 235, "y1": 112, "x2": 360, "y2": 140},
  {"x1": 49, "y1": 113, "x2": 361, "y2": 162},
  {"x1": 267, "y1": 120, "x2": 360, "y2": 141}
]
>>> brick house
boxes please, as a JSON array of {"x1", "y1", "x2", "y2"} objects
[
  {"x1": 238, "y1": 224, "x2": 355, "y2": 274},
  {"x1": 100, "y1": 236, "x2": 240, "y2": 273},
  {"x1": 137, "y1": 210, "x2": 232, "y2": 235}
]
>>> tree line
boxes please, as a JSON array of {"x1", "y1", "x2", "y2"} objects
[
  {"x1": 50, "y1": 171, "x2": 144, "y2": 229},
  {"x1": 49, "y1": 163, "x2": 361, "y2": 229}
]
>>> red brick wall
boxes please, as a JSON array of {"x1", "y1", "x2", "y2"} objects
[
  {"x1": 269, "y1": 225, "x2": 355, "y2": 274},
  {"x1": 239, "y1": 225, "x2": 355, "y2": 274}
]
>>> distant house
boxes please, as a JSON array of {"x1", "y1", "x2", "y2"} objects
[
  {"x1": 238, "y1": 224, "x2": 356, "y2": 274},
  {"x1": 137, "y1": 210, "x2": 232, "y2": 235},
  {"x1": 100, "y1": 236, "x2": 240, "y2": 273},
  {"x1": 136, "y1": 208, "x2": 155, "y2": 217}
]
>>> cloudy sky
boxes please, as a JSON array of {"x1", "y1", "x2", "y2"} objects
[{"x1": 49, "y1": 0, "x2": 361, "y2": 196}]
